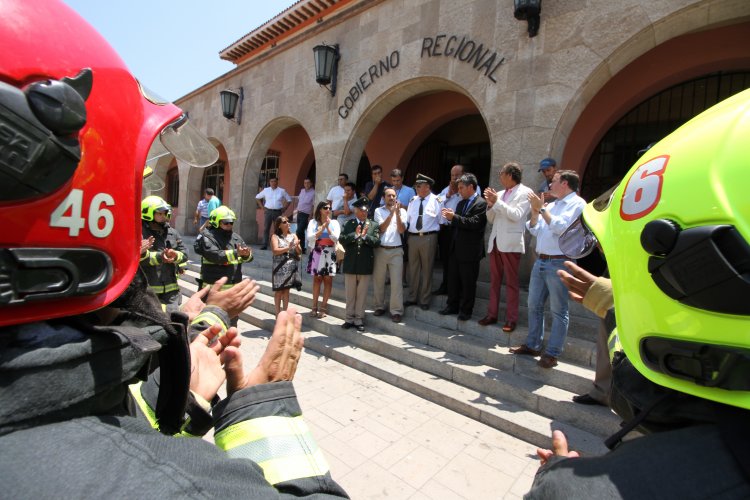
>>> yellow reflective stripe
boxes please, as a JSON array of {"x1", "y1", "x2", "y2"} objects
[
  {"x1": 608, "y1": 327, "x2": 621, "y2": 362},
  {"x1": 174, "y1": 251, "x2": 186, "y2": 264},
  {"x1": 128, "y1": 382, "x2": 158, "y2": 430},
  {"x1": 191, "y1": 311, "x2": 227, "y2": 335},
  {"x1": 201, "y1": 282, "x2": 235, "y2": 291},
  {"x1": 148, "y1": 251, "x2": 159, "y2": 265},
  {"x1": 149, "y1": 283, "x2": 179, "y2": 294},
  {"x1": 226, "y1": 249, "x2": 239, "y2": 264},
  {"x1": 139, "y1": 253, "x2": 149, "y2": 262},
  {"x1": 161, "y1": 304, "x2": 167, "y2": 312},
  {"x1": 214, "y1": 416, "x2": 329, "y2": 485},
  {"x1": 259, "y1": 449, "x2": 330, "y2": 485}
]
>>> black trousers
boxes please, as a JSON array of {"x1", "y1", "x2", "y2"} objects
[
  {"x1": 436, "y1": 225, "x2": 452, "y2": 289},
  {"x1": 296, "y1": 212, "x2": 310, "y2": 251},
  {"x1": 446, "y1": 256, "x2": 480, "y2": 315}
]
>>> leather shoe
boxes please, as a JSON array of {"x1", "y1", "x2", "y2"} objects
[
  {"x1": 404, "y1": 301, "x2": 417, "y2": 307},
  {"x1": 432, "y1": 287, "x2": 447, "y2": 296},
  {"x1": 502, "y1": 322, "x2": 517, "y2": 333},
  {"x1": 439, "y1": 307, "x2": 458, "y2": 315},
  {"x1": 391, "y1": 314, "x2": 402, "y2": 323},
  {"x1": 457, "y1": 313, "x2": 471, "y2": 321},
  {"x1": 572, "y1": 394, "x2": 605, "y2": 406},
  {"x1": 373, "y1": 309, "x2": 385, "y2": 317},
  {"x1": 341, "y1": 322, "x2": 353, "y2": 329},
  {"x1": 509, "y1": 344, "x2": 541, "y2": 356},
  {"x1": 356, "y1": 324, "x2": 365, "y2": 332},
  {"x1": 538, "y1": 354, "x2": 558, "y2": 369},
  {"x1": 478, "y1": 316, "x2": 497, "y2": 326},
  {"x1": 420, "y1": 304, "x2": 429, "y2": 310}
]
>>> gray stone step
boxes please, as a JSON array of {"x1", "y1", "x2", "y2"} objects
[
  {"x1": 180, "y1": 275, "x2": 623, "y2": 441},
  {"x1": 185, "y1": 258, "x2": 601, "y2": 345},
  {"x1": 179, "y1": 279, "x2": 609, "y2": 455}
]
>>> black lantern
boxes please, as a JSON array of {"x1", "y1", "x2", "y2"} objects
[
  {"x1": 313, "y1": 43, "x2": 339, "y2": 96},
  {"x1": 220, "y1": 88, "x2": 243, "y2": 124},
  {"x1": 514, "y1": 0, "x2": 542, "y2": 38}
]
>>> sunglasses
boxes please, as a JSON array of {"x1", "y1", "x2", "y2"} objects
[
  {"x1": 322, "y1": 206, "x2": 331, "y2": 210},
  {"x1": 220, "y1": 220, "x2": 234, "y2": 225},
  {"x1": 280, "y1": 220, "x2": 289, "y2": 224}
]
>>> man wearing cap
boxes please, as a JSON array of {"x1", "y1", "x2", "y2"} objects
[
  {"x1": 373, "y1": 187, "x2": 407, "y2": 323},
  {"x1": 538, "y1": 158, "x2": 558, "y2": 202},
  {"x1": 339, "y1": 197, "x2": 380, "y2": 332},
  {"x1": 405, "y1": 174, "x2": 441, "y2": 310},
  {"x1": 256, "y1": 176, "x2": 292, "y2": 250},
  {"x1": 511, "y1": 170, "x2": 585, "y2": 369},
  {"x1": 439, "y1": 173, "x2": 488, "y2": 321}
]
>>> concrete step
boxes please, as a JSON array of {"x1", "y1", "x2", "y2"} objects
[
  {"x1": 180, "y1": 274, "x2": 623, "y2": 440},
  {"x1": 178, "y1": 279, "x2": 610, "y2": 455},
  {"x1": 185, "y1": 258, "x2": 601, "y2": 346},
  {"x1": 182, "y1": 267, "x2": 598, "y2": 369}
]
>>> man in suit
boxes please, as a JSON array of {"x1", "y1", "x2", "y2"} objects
[
  {"x1": 439, "y1": 173, "x2": 488, "y2": 321},
  {"x1": 339, "y1": 197, "x2": 380, "y2": 332},
  {"x1": 480, "y1": 162, "x2": 532, "y2": 332}
]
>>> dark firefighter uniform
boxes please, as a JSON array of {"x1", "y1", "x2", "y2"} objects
[
  {"x1": 140, "y1": 220, "x2": 188, "y2": 309},
  {"x1": 0, "y1": 272, "x2": 348, "y2": 498},
  {"x1": 194, "y1": 226, "x2": 253, "y2": 288}
]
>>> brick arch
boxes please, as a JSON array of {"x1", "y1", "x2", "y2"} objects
[{"x1": 558, "y1": 15, "x2": 750, "y2": 177}]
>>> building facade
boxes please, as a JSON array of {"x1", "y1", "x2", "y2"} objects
[{"x1": 152, "y1": 0, "x2": 750, "y2": 279}]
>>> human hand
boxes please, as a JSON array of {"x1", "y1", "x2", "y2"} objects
[
  {"x1": 355, "y1": 224, "x2": 362, "y2": 236},
  {"x1": 557, "y1": 261, "x2": 597, "y2": 303},
  {"x1": 180, "y1": 286, "x2": 210, "y2": 322},
  {"x1": 484, "y1": 187, "x2": 498, "y2": 204},
  {"x1": 162, "y1": 248, "x2": 177, "y2": 264},
  {"x1": 222, "y1": 305, "x2": 303, "y2": 394},
  {"x1": 536, "y1": 430, "x2": 580, "y2": 466},
  {"x1": 441, "y1": 208, "x2": 455, "y2": 221},
  {"x1": 140, "y1": 236, "x2": 154, "y2": 256},
  {"x1": 206, "y1": 277, "x2": 260, "y2": 318},
  {"x1": 528, "y1": 192, "x2": 544, "y2": 212},
  {"x1": 189, "y1": 325, "x2": 241, "y2": 401},
  {"x1": 237, "y1": 245, "x2": 251, "y2": 258}
]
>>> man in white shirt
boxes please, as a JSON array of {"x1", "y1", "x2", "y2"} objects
[
  {"x1": 373, "y1": 187, "x2": 407, "y2": 322},
  {"x1": 255, "y1": 176, "x2": 292, "y2": 250},
  {"x1": 326, "y1": 173, "x2": 348, "y2": 210},
  {"x1": 332, "y1": 182, "x2": 357, "y2": 228},
  {"x1": 404, "y1": 174, "x2": 441, "y2": 310},
  {"x1": 480, "y1": 162, "x2": 532, "y2": 332},
  {"x1": 296, "y1": 178, "x2": 315, "y2": 253},
  {"x1": 511, "y1": 170, "x2": 585, "y2": 369}
]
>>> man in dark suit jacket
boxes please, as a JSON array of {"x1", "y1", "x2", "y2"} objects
[
  {"x1": 339, "y1": 196, "x2": 381, "y2": 331},
  {"x1": 439, "y1": 173, "x2": 488, "y2": 320}
]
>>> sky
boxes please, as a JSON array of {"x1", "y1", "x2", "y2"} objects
[{"x1": 63, "y1": 0, "x2": 297, "y2": 102}]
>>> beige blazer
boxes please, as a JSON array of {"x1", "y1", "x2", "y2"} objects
[{"x1": 486, "y1": 183, "x2": 532, "y2": 253}]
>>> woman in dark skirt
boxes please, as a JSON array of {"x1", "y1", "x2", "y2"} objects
[
  {"x1": 305, "y1": 202, "x2": 340, "y2": 318},
  {"x1": 271, "y1": 215, "x2": 302, "y2": 316}
]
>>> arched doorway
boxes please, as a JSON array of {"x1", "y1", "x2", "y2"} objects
[{"x1": 581, "y1": 71, "x2": 750, "y2": 200}]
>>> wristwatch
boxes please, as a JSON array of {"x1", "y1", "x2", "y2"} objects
[{"x1": 540, "y1": 207, "x2": 546, "y2": 214}]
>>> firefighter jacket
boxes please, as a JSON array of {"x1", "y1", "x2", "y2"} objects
[
  {"x1": 194, "y1": 226, "x2": 253, "y2": 286},
  {"x1": 140, "y1": 221, "x2": 188, "y2": 295},
  {"x1": 0, "y1": 278, "x2": 348, "y2": 498}
]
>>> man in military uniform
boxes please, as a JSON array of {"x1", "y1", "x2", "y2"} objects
[
  {"x1": 140, "y1": 195, "x2": 188, "y2": 311},
  {"x1": 339, "y1": 197, "x2": 380, "y2": 331}
]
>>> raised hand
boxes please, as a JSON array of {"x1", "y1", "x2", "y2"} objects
[
  {"x1": 206, "y1": 277, "x2": 260, "y2": 318},
  {"x1": 222, "y1": 305, "x2": 303, "y2": 394}
]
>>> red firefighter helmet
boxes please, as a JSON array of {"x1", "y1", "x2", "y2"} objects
[{"x1": 0, "y1": 0, "x2": 217, "y2": 326}]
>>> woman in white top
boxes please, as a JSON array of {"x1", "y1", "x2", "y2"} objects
[{"x1": 306, "y1": 201, "x2": 340, "y2": 318}]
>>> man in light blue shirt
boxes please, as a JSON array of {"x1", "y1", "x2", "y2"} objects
[
  {"x1": 511, "y1": 169, "x2": 585, "y2": 369},
  {"x1": 388, "y1": 169, "x2": 415, "y2": 207}
]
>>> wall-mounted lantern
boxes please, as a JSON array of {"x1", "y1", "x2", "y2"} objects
[
  {"x1": 514, "y1": 0, "x2": 541, "y2": 38},
  {"x1": 313, "y1": 43, "x2": 340, "y2": 96},
  {"x1": 220, "y1": 87, "x2": 243, "y2": 124}
]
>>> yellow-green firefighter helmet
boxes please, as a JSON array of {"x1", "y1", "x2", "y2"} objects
[
  {"x1": 564, "y1": 88, "x2": 750, "y2": 410},
  {"x1": 209, "y1": 205, "x2": 237, "y2": 228},
  {"x1": 141, "y1": 195, "x2": 171, "y2": 222}
]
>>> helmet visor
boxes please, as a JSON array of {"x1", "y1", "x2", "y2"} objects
[
  {"x1": 146, "y1": 114, "x2": 218, "y2": 169},
  {"x1": 559, "y1": 215, "x2": 599, "y2": 259}
]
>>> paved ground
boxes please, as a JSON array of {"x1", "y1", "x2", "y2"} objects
[{"x1": 229, "y1": 316, "x2": 540, "y2": 499}]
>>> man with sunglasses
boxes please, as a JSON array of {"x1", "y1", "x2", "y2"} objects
[
  {"x1": 511, "y1": 170, "x2": 585, "y2": 369},
  {"x1": 194, "y1": 206, "x2": 254, "y2": 321}
]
